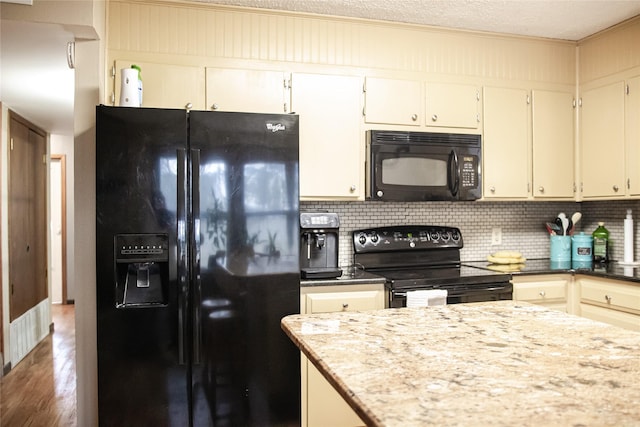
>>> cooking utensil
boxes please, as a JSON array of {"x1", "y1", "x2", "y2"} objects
[
  {"x1": 571, "y1": 212, "x2": 582, "y2": 228},
  {"x1": 554, "y1": 217, "x2": 564, "y2": 235},
  {"x1": 546, "y1": 222, "x2": 561, "y2": 235},
  {"x1": 561, "y1": 217, "x2": 569, "y2": 235}
]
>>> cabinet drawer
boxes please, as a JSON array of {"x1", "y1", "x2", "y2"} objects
[
  {"x1": 580, "y1": 303, "x2": 640, "y2": 331},
  {"x1": 513, "y1": 281, "x2": 566, "y2": 302},
  {"x1": 305, "y1": 290, "x2": 382, "y2": 314},
  {"x1": 580, "y1": 279, "x2": 640, "y2": 315}
]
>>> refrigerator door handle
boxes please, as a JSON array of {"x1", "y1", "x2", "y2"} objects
[
  {"x1": 191, "y1": 149, "x2": 202, "y2": 365},
  {"x1": 177, "y1": 148, "x2": 189, "y2": 365}
]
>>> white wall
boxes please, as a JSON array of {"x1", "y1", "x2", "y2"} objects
[{"x1": 50, "y1": 134, "x2": 75, "y2": 302}]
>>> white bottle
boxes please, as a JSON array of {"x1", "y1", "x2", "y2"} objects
[
  {"x1": 119, "y1": 68, "x2": 140, "y2": 107},
  {"x1": 624, "y1": 209, "x2": 634, "y2": 264}
]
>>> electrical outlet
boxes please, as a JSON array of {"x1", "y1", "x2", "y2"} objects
[{"x1": 491, "y1": 227, "x2": 502, "y2": 246}]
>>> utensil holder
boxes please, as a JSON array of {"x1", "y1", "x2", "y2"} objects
[{"x1": 550, "y1": 235, "x2": 571, "y2": 262}]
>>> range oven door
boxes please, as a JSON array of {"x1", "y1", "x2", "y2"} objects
[
  {"x1": 366, "y1": 130, "x2": 481, "y2": 202},
  {"x1": 389, "y1": 282, "x2": 513, "y2": 308}
]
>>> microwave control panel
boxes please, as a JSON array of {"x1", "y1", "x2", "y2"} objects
[{"x1": 460, "y1": 155, "x2": 478, "y2": 188}]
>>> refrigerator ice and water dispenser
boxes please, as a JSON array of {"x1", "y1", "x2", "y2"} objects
[{"x1": 114, "y1": 233, "x2": 169, "y2": 307}]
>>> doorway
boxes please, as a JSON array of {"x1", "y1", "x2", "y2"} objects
[{"x1": 50, "y1": 155, "x2": 67, "y2": 304}]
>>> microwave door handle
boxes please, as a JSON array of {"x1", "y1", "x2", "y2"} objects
[{"x1": 448, "y1": 150, "x2": 460, "y2": 196}]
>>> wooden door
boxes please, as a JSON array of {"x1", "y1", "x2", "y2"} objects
[{"x1": 9, "y1": 113, "x2": 48, "y2": 321}]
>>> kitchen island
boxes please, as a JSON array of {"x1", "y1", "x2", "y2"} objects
[{"x1": 281, "y1": 301, "x2": 640, "y2": 426}]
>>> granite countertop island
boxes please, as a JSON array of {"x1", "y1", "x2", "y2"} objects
[{"x1": 282, "y1": 301, "x2": 640, "y2": 426}]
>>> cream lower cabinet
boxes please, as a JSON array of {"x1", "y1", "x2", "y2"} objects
[
  {"x1": 292, "y1": 73, "x2": 363, "y2": 200},
  {"x1": 300, "y1": 284, "x2": 386, "y2": 427},
  {"x1": 512, "y1": 274, "x2": 572, "y2": 313},
  {"x1": 576, "y1": 275, "x2": 640, "y2": 331}
]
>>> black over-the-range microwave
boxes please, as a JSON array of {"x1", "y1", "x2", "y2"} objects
[{"x1": 366, "y1": 130, "x2": 482, "y2": 202}]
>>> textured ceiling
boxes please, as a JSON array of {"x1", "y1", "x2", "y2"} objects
[{"x1": 198, "y1": 0, "x2": 640, "y2": 41}]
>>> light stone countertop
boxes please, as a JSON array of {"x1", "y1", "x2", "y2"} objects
[{"x1": 281, "y1": 301, "x2": 640, "y2": 427}]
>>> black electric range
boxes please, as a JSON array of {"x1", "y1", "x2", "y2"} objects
[{"x1": 353, "y1": 225, "x2": 512, "y2": 308}]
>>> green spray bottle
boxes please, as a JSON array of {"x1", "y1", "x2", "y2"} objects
[{"x1": 592, "y1": 222, "x2": 609, "y2": 263}]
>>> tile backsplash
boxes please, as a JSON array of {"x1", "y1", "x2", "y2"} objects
[{"x1": 300, "y1": 200, "x2": 640, "y2": 268}]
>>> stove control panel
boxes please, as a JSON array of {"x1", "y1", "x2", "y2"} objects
[{"x1": 353, "y1": 225, "x2": 463, "y2": 253}]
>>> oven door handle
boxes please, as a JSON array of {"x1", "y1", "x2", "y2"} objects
[
  {"x1": 448, "y1": 150, "x2": 460, "y2": 197},
  {"x1": 392, "y1": 284, "x2": 513, "y2": 298}
]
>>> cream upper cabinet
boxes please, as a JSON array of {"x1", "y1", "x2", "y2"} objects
[
  {"x1": 579, "y1": 81, "x2": 626, "y2": 198},
  {"x1": 626, "y1": 76, "x2": 640, "y2": 196},
  {"x1": 113, "y1": 60, "x2": 205, "y2": 110},
  {"x1": 205, "y1": 68, "x2": 287, "y2": 113},
  {"x1": 425, "y1": 82, "x2": 480, "y2": 129},
  {"x1": 364, "y1": 77, "x2": 422, "y2": 126},
  {"x1": 291, "y1": 73, "x2": 363, "y2": 200},
  {"x1": 531, "y1": 90, "x2": 575, "y2": 198},
  {"x1": 482, "y1": 87, "x2": 530, "y2": 198}
]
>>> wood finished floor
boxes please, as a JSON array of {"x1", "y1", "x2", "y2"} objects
[{"x1": 0, "y1": 304, "x2": 76, "y2": 426}]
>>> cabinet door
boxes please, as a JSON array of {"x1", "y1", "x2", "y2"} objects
[
  {"x1": 425, "y1": 82, "x2": 480, "y2": 129},
  {"x1": 292, "y1": 73, "x2": 363, "y2": 200},
  {"x1": 626, "y1": 76, "x2": 640, "y2": 196},
  {"x1": 114, "y1": 60, "x2": 205, "y2": 110},
  {"x1": 578, "y1": 277, "x2": 640, "y2": 331},
  {"x1": 532, "y1": 90, "x2": 575, "y2": 198},
  {"x1": 580, "y1": 82, "x2": 625, "y2": 198},
  {"x1": 364, "y1": 77, "x2": 422, "y2": 126},
  {"x1": 205, "y1": 68, "x2": 286, "y2": 113},
  {"x1": 301, "y1": 287, "x2": 384, "y2": 427},
  {"x1": 483, "y1": 87, "x2": 530, "y2": 198}
]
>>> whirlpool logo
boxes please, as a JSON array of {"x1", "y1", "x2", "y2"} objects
[{"x1": 266, "y1": 123, "x2": 286, "y2": 133}]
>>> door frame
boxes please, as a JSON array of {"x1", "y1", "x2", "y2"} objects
[{"x1": 51, "y1": 154, "x2": 68, "y2": 304}]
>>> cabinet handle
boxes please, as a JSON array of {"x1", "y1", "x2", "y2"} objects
[
  {"x1": 431, "y1": 114, "x2": 438, "y2": 122},
  {"x1": 604, "y1": 294, "x2": 612, "y2": 303},
  {"x1": 350, "y1": 185, "x2": 356, "y2": 193},
  {"x1": 613, "y1": 185, "x2": 619, "y2": 192},
  {"x1": 342, "y1": 303, "x2": 349, "y2": 310},
  {"x1": 538, "y1": 186, "x2": 544, "y2": 193},
  {"x1": 539, "y1": 291, "x2": 546, "y2": 297},
  {"x1": 490, "y1": 186, "x2": 496, "y2": 193},
  {"x1": 211, "y1": 103, "x2": 219, "y2": 110},
  {"x1": 411, "y1": 114, "x2": 418, "y2": 121}
]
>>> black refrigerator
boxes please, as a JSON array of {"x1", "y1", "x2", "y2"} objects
[{"x1": 95, "y1": 105, "x2": 301, "y2": 426}]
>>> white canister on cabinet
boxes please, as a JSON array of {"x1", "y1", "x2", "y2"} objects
[{"x1": 120, "y1": 68, "x2": 140, "y2": 107}]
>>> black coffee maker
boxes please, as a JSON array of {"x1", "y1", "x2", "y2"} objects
[{"x1": 300, "y1": 212, "x2": 342, "y2": 279}]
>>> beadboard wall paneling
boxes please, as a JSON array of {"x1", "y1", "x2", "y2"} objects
[
  {"x1": 108, "y1": 0, "x2": 575, "y2": 84},
  {"x1": 579, "y1": 17, "x2": 640, "y2": 84},
  {"x1": 301, "y1": 200, "x2": 640, "y2": 268}
]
